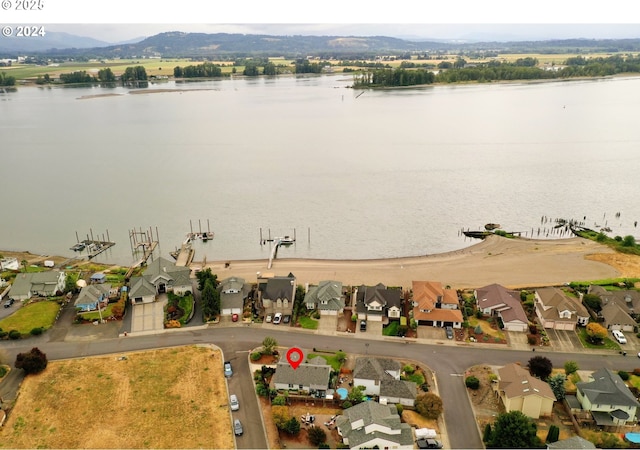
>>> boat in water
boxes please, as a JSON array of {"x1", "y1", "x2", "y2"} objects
[{"x1": 484, "y1": 223, "x2": 501, "y2": 231}]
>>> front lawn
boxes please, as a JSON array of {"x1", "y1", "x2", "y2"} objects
[
  {"x1": 78, "y1": 304, "x2": 117, "y2": 321},
  {"x1": 577, "y1": 327, "x2": 620, "y2": 350},
  {"x1": 0, "y1": 300, "x2": 60, "y2": 335},
  {"x1": 297, "y1": 316, "x2": 318, "y2": 330},
  {"x1": 383, "y1": 321, "x2": 399, "y2": 336},
  {"x1": 307, "y1": 352, "x2": 342, "y2": 371}
]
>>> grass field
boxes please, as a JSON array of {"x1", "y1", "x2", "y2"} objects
[
  {"x1": 297, "y1": 316, "x2": 318, "y2": 330},
  {"x1": 0, "y1": 346, "x2": 233, "y2": 449},
  {"x1": 0, "y1": 300, "x2": 60, "y2": 335}
]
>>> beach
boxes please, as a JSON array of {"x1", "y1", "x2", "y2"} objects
[
  {"x1": 198, "y1": 235, "x2": 640, "y2": 289},
  {"x1": 4, "y1": 236, "x2": 640, "y2": 290}
]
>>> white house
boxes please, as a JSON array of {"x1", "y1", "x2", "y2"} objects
[{"x1": 9, "y1": 271, "x2": 66, "y2": 301}]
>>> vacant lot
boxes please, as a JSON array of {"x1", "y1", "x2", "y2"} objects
[{"x1": 0, "y1": 346, "x2": 233, "y2": 449}]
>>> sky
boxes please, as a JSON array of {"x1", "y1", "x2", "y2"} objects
[{"x1": 3, "y1": 0, "x2": 640, "y2": 42}]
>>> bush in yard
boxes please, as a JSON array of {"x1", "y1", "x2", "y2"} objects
[
  {"x1": 396, "y1": 404, "x2": 404, "y2": 415},
  {"x1": 474, "y1": 324, "x2": 483, "y2": 334},
  {"x1": 618, "y1": 370, "x2": 630, "y2": 381},
  {"x1": 403, "y1": 364, "x2": 415, "y2": 375},
  {"x1": 272, "y1": 405, "x2": 291, "y2": 429},
  {"x1": 272, "y1": 396, "x2": 286, "y2": 406},
  {"x1": 351, "y1": 314, "x2": 357, "y2": 322},
  {"x1": 415, "y1": 392, "x2": 443, "y2": 419},
  {"x1": 15, "y1": 347, "x2": 48, "y2": 374},
  {"x1": 465, "y1": 376, "x2": 480, "y2": 390},
  {"x1": 9, "y1": 329, "x2": 21, "y2": 340},
  {"x1": 483, "y1": 424, "x2": 492, "y2": 443},
  {"x1": 564, "y1": 360, "x2": 579, "y2": 375},
  {"x1": 319, "y1": 444, "x2": 330, "y2": 449},
  {"x1": 546, "y1": 425, "x2": 560, "y2": 443},
  {"x1": 250, "y1": 351, "x2": 262, "y2": 361},
  {"x1": 341, "y1": 400, "x2": 352, "y2": 409},
  {"x1": 284, "y1": 417, "x2": 300, "y2": 435},
  {"x1": 308, "y1": 426, "x2": 327, "y2": 446},
  {"x1": 30, "y1": 327, "x2": 44, "y2": 336},
  {"x1": 255, "y1": 382, "x2": 268, "y2": 397}
]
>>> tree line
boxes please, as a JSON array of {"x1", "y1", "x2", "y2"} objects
[
  {"x1": 37, "y1": 66, "x2": 147, "y2": 85},
  {"x1": 0, "y1": 71, "x2": 16, "y2": 86},
  {"x1": 352, "y1": 54, "x2": 640, "y2": 87}
]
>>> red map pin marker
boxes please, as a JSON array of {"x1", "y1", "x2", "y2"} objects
[{"x1": 286, "y1": 347, "x2": 304, "y2": 370}]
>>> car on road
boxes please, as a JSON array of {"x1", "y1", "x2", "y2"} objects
[
  {"x1": 231, "y1": 313, "x2": 239, "y2": 322},
  {"x1": 234, "y1": 419, "x2": 243, "y2": 436},
  {"x1": 360, "y1": 320, "x2": 367, "y2": 332},
  {"x1": 3, "y1": 298, "x2": 15, "y2": 308},
  {"x1": 612, "y1": 330, "x2": 627, "y2": 344},
  {"x1": 224, "y1": 361, "x2": 233, "y2": 377},
  {"x1": 445, "y1": 326, "x2": 453, "y2": 339},
  {"x1": 283, "y1": 314, "x2": 291, "y2": 324},
  {"x1": 416, "y1": 438, "x2": 443, "y2": 449},
  {"x1": 229, "y1": 394, "x2": 239, "y2": 411},
  {"x1": 265, "y1": 314, "x2": 272, "y2": 323},
  {"x1": 273, "y1": 312, "x2": 282, "y2": 324}
]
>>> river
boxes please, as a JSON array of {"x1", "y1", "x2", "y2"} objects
[{"x1": 1, "y1": 74, "x2": 639, "y2": 265}]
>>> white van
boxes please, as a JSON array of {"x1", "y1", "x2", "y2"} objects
[{"x1": 612, "y1": 330, "x2": 627, "y2": 344}]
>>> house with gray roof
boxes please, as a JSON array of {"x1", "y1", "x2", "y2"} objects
[
  {"x1": 272, "y1": 360, "x2": 331, "y2": 396},
  {"x1": 219, "y1": 277, "x2": 247, "y2": 316},
  {"x1": 576, "y1": 368, "x2": 640, "y2": 427},
  {"x1": 547, "y1": 436, "x2": 596, "y2": 449},
  {"x1": 75, "y1": 283, "x2": 117, "y2": 312},
  {"x1": 9, "y1": 271, "x2": 66, "y2": 301},
  {"x1": 336, "y1": 401, "x2": 413, "y2": 449},
  {"x1": 535, "y1": 287, "x2": 589, "y2": 330},
  {"x1": 589, "y1": 285, "x2": 639, "y2": 332},
  {"x1": 128, "y1": 256, "x2": 191, "y2": 305},
  {"x1": 304, "y1": 280, "x2": 345, "y2": 315},
  {"x1": 353, "y1": 357, "x2": 417, "y2": 405},
  {"x1": 356, "y1": 284, "x2": 402, "y2": 322},
  {"x1": 261, "y1": 272, "x2": 296, "y2": 315},
  {"x1": 476, "y1": 283, "x2": 529, "y2": 332}
]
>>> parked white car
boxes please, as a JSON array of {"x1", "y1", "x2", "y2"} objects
[
  {"x1": 612, "y1": 329, "x2": 627, "y2": 344},
  {"x1": 273, "y1": 313, "x2": 282, "y2": 324},
  {"x1": 230, "y1": 394, "x2": 239, "y2": 411}
]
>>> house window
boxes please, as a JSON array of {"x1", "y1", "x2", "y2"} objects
[
  {"x1": 289, "y1": 384, "x2": 294, "y2": 389},
  {"x1": 299, "y1": 385, "x2": 303, "y2": 390}
]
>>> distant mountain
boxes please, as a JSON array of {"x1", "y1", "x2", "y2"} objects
[
  {"x1": 0, "y1": 31, "x2": 110, "y2": 53},
  {"x1": 2, "y1": 31, "x2": 640, "y2": 57}
]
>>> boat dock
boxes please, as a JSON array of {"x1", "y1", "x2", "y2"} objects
[
  {"x1": 267, "y1": 236, "x2": 296, "y2": 269},
  {"x1": 70, "y1": 229, "x2": 115, "y2": 259}
]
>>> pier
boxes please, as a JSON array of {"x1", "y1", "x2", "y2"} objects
[
  {"x1": 125, "y1": 227, "x2": 160, "y2": 279},
  {"x1": 70, "y1": 229, "x2": 115, "y2": 259},
  {"x1": 267, "y1": 236, "x2": 296, "y2": 269}
]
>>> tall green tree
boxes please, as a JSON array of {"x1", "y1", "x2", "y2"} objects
[
  {"x1": 201, "y1": 279, "x2": 216, "y2": 321},
  {"x1": 489, "y1": 411, "x2": 540, "y2": 448},
  {"x1": 548, "y1": 373, "x2": 566, "y2": 400},
  {"x1": 564, "y1": 360, "x2": 579, "y2": 375},
  {"x1": 98, "y1": 67, "x2": 116, "y2": 82}
]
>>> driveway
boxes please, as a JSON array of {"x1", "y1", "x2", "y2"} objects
[
  {"x1": 131, "y1": 297, "x2": 167, "y2": 334},
  {"x1": 318, "y1": 314, "x2": 338, "y2": 335},
  {"x1": 546, "y1": 328, "x2": 581, "y2": 351}
]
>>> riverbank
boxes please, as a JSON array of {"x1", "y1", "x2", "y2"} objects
[
  {"x1": 4, "y1": 235, "x2": 640, "y2": 290},
  {"x1": 199, "y1": 235, "x2": 640, "y2": 289}
]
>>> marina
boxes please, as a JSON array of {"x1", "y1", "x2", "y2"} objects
[{"x1": 70, "y1": 229, "x2": 115, "y2": 259}]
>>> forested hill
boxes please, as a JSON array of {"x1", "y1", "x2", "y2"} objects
[{"x1": 11, "y1": 31, "x2": 640, "y2": 59}]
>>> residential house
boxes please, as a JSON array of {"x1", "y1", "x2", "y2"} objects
[
  {"x1": 589, "y1": 285, "x2": 639, "y2": 332},
  {"x1": 355, "y1": 284, "x2": 402, "y2": 322},
  {"x1": 0, "y1": 257, "x2": 19, "y2": 271},
  {"x1": 535, "y1": 287, "x2": 589, "y2": 330},
  {"x1": 353, "y1": 357, "x2": 417, "y2": 406},
  {"x1": 272, "y1": 359, "x2": 331, "y2": 397},
  {"x1": 219, "y1": 277, "x2": 246, "y2": 316},
  {"x1": 475, "y1": 283, "x2": 529, "y2": 332},
  {"x1": 547, "y1": 436, "x2": 596, "y2": 449},
  {"x1": 128, "y1": 257, "x2": 191, "y2": 305},
  {"x1": 412, "y1": 281, "x2": 463, "y2": 328},
  {"x1": 576, "y1": 368, "x2": 640, "y2": 427},
  {"x1": 304, "y1": 280, "x2": 345, "y2": 315},
  {"x1": 336, "y1": 401, "x2": 414, "y2": 449},
  {"x1": 9, "y1": 271, "x2": 66, "y2": 301},
  {"x1": 90, "y1": 273, "x2": 106, "y2": 284},
  {"x1": 496, "y1": 363, "x2": 556, "y2": 419},
  {"x1": 261, "y1": 272, "x2": 296, "y2": 315},
  {"x1": 75, "y1": 283, "x2": 117, "y2": 312}
]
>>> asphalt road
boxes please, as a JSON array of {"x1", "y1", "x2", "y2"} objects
[{"x1": 1, "y1": 326, "x2": 633, "y2": 449}]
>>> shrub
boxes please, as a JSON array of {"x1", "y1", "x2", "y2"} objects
[
  {"x1": 483, "y1": 423, "x2": 492, "y2": 443},
  {"x1": 488, "y1": 373, "x2": 498, "y2": 382},
  {"x1": 30, "y1": 327, "x2": 44, "y2": 336},
  {"x1": 9, "y1": 329, "x2": 21, "y2": 340},
  {"x1": 255, "y1": 382, "x2": 268, "y2": 397},
  {"x1": 251, "y1": 351, "x2": 262, "y2": 361},
  {"x1": 618, "y1": 370, "x2": 630, "y2": 381},
  {"x1": 403, "y1": 364, "x2": 415, "y2": 375},
  {"x1": 465, "y1": 376, "x2": 480, "y2": 390},
  {"x1": 312, "y1": 310, "x2": 321, "y2": 319},
  {"x1": 272, "y1": 395, "x2": 286, "y2": 406},
  {"x1": 415, "y1": 392, "x2": 443, "y2": 419},
  {"x1": 475, "y1": 310, "x2": 483, "y2": 319},
  {"x1": 396, "y1": 404, "x2": 404, "y2": 415},
  {"x1": 474, "y1": 325, "x2": 483, "y2": 334},
  {"x1": 15, "y1": 347, "x2": 48, "y2": 374},
  {"x1": 308, "y1": 426, "x2": 327, "y2": 446},
  {"x1": 564, "y1": 360, "x2": 579, "y2": 375},
  {"x1": 546, "y1": 425, "x2": 560, "y2": 443},
  {"x1": 341, "y1": 400, "x2": 352, "y2": 409},
  {"x1": 351, "y1": 314, "x2": 357, "y2": 322}
]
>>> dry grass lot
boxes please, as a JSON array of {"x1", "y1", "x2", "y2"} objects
[{"x1": 0, "y1": 346, "x2": 233, "y2": 449}]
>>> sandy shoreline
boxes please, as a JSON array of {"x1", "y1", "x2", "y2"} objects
[
  {"x1": 197, "y1": 235, "x2": 640, "y2": 289},
  {"x1": 4, "y1": 236, "x2": 639, "y2": 290}
]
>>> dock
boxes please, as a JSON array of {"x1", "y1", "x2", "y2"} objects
[
  {"x1": 267, "y1": 236, "x2": 296, "y2": 269},
  {"x1": 174, "y1": 241, "x2": 195, "y2": 267},
  {"x1": 125, "y1": 240, "x2": 158, "y2": 279}
]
